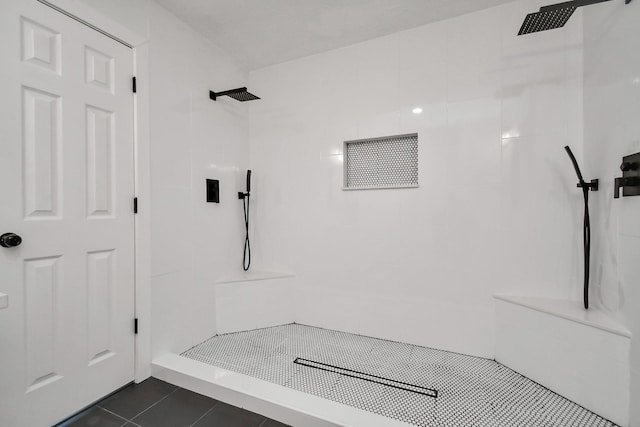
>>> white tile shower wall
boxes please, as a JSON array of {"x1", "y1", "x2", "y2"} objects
[
  {"x1": 583, "y1": 2, "x2": 640, "y2": 425},
  {"x1": 248, "y1": 0, "x2": 585, "y2": 358},
  {"x1": 146, "y1": 3, "x2": 250, "y2": 357}
]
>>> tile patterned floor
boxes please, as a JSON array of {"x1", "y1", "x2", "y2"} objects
[
  {"x1": 55, "y1": 377, "x2": 289, "y2": 427},
  {"x1": 182, "y1": 324, "x2": 617, "y2": 427}
]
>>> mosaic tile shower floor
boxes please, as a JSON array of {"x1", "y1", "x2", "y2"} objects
[{"x1": 181, "y1": 324, "x2": 616, "y2": 427}]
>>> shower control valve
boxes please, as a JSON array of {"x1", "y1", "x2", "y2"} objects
[
  {"x1": 614, "y1": 152, "x2": 640, "y2": 199},
  {"x1": 620, "y1": 161, "x2": 638, "y2": 172},
  {"x1": 614, "y1": 177, "x2": 640, "y2": 199}
]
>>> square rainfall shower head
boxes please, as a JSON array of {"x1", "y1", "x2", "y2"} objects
[
  {"x1": 209, "y1": 87, "x2": 261, "y2": 102},
  {"x1": 226, "y1": 90, "x2": 260, "y2": 102},
  {"x1": 518, "y1": 5, "x2": 577, "y2": 35}
]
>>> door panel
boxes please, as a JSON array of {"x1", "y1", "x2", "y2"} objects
[
  {"x1": 0, "y1": 2, "x2": 135, "y2": 426},
  {"x1": 24, "y1": 255, "x2": 64, "y2": 393},
  {"x1": 22, "y1": 86, "x2": 63, "y2": 219}
]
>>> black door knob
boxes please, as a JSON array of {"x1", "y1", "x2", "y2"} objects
[{"x1": 0, "y1": 233, "x2": 22, "y2": 248}]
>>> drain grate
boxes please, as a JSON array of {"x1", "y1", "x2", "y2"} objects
[{"x1": 294, "y1": 358, "x2": 438, "y2": 398}]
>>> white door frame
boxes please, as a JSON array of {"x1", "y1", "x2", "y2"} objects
[{"x1": 37, "y1": 0, "x2": 152, "y2": 383}]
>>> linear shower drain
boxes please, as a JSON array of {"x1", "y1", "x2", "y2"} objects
[{"x1": 293, "y1": 358, "x2": 438, "y2": 398}]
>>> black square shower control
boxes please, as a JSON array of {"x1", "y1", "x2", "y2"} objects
[{"x1": 206, "y1": 179, "x2": 220, "y2": 203}]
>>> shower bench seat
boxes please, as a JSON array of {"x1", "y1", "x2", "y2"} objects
[
  {"x1": 214, "y1": 270, "x2": 296, "y2": 334},
  {"x1": 494, "y1": 294, "x2": 631, "y2": 427}
]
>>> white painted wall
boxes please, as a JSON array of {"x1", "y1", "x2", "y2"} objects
[
  {"x1": 248, "y1": 0, "x2": 585, "y2": 358},
  {"x1": 582, "y1": 2, "x2": 640, "y2": 425}
]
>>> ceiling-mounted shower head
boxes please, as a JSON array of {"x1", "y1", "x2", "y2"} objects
[
  {"x1": 518, "y1": 0, "x2": 632, "y2": 36},
  {"x1": 209, "y1": 87, "x2": 260, "y2": 102}
]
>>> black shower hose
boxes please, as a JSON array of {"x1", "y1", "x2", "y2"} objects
[
  {"x1": 581, "y1": 185, "x2": 590, "y2": 309},
  {"x1": 242, "y1": 194, "x2": 251, "y2": 271}
]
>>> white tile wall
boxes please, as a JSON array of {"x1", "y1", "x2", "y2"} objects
[
  {"x1": 632, "y1": 369, "x2": 640, "y2": 427},
  {"x1": 249, "y1": 0, "x2": 584, "y2": 358},
  {"x1": 151, "y1": 270, "x2": 194, "y2": 356},
  {"x1": 583, "y1": 1, "x2": 640, "y2": 425}
]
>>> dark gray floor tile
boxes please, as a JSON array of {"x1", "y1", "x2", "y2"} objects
[
  {"x1": 99, "y1": 377, "x2": 177, "y2": 419},
  {"x1": 193, "y1": 402, "x2": 265, "y2": 427},
  {"x1": 261, "y1": 419, "x2": 290, "y2": 427},
  {"x1": 132, "y1": 388, "x2": 217, "y2": 427},
  {"x1": 58, "y1": 407, "x2": 127, "y2": 427}
]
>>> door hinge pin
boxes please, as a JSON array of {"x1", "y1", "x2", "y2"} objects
[
  {"x1": 134, "y1": 197, "x2": 138, "y2": 214},
  {"x1": 134, "y1": 318, "x2": 138, "y2": 334},
  {"x1": 132, "y1": 76, "x2": 137, "y2": 93}
]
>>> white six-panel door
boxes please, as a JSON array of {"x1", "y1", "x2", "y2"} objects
[{"x1": 0, "y1": 1, "x2": 135, "y2": 425}]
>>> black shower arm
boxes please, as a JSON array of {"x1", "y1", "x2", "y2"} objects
[
  {"x1": 209, "y1": 87, "x2": 249, "y2": 101},
  {"x1": 541, "y1": 0, "x2": 631, "y2": 11}
]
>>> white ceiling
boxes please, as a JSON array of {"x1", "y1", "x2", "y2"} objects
[{"x1": 152, "y1": 0, "x2": 517, "y2": 70}]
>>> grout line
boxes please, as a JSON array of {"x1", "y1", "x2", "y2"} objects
[
  {"x1": 96, "y1": 408, "x2": 131, "y2": 425},
  {"x1": 119, "y1": 419, "x2": 142, "y2": 427},
  {"x1": 189, "y1": 401, "x2": 219, "y2": 427},
  {"x1": 129, "y1": 388, "x2": 178, "y2": 421}
]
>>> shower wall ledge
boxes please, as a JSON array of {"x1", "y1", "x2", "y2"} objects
[
  {"x1": 216, "y1": 270, "x2": 295, "y2": 284},
  {"x1": 493, "y1": 293, "x2": 631, "y2": 338}
]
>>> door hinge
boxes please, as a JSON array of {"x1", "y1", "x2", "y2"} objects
[
  {"x1": 132, "y1": 76, "x2": 137, "y2": 93},
  {"x1": 134, "y1": 318, "x2": 139, "y2": 334},
  {"x1": 133, "y1": 197, "x2": 138, "y2": 214}
]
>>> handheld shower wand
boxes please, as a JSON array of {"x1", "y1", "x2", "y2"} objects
[
  {"x1": 238, "y1": 170, "x2": 252, "y2": 271},
  {"x1": 564, "y1": 146, "x2": 598, "y2": 309}
]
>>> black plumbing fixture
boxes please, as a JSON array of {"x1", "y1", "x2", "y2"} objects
[
  {"x1": 518, "y1": 0, "x2": 633, "y2": 36},
  {"x1": 564, "y1": 146, "x2": 598, "y2": 310},
  {"x1": 209, "y1": 87, "x2": 260, "y2": 102},
  {"x1": 206, "y1": 179, "x2": 219, "y2": 203},
  {"x1": 238, "y1": 170, "x2": 252, "y2": 271},
  {"x1": 614, "y1": 152, "x2": 640, "y2": 198}
]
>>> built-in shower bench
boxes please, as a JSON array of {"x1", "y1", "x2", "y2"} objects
[
  {"x1": 494, "y1": 294, "x2": 631, "y2": 427},
  {"x1": 214, "y1": 270, "x2": 296, "y2": 334}
]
